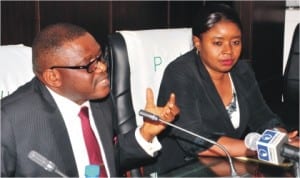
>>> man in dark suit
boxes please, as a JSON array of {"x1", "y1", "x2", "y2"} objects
[{"x1": 1, "y1": 23, "x2": 179, "y2": 177}]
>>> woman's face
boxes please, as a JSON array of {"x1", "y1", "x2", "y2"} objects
[{"x1": 194, "y1": 20, "x2": 242, "y2": 75}]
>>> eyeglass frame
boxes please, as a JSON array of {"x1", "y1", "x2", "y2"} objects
[{"x1": 49, "y1": 54, "x2": 106, "y2": 73}]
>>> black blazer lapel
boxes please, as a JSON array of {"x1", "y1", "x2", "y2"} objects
[
  {"x1": 90, "y1": 97, "x2": 117, "y2": 176},
  {"x1": 193, "y1": 52, "x2": 234, "y2": 131},
  {"x1": 34, "y1": 79, "x2": 79, "y2": 177}
]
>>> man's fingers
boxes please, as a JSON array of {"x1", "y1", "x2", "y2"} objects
[
  {"x1": 161, "y1": 96, "x2": 180, "y2": 121},
  {"x1": 168, "y1": 93, "x2": 176, "y2": 105},
  {"x1": 167, "y1": 93, "x2": 180, "y2": 115},
  {"x1": 145, "y1": 88, "x2": 155, "y2": 108}
]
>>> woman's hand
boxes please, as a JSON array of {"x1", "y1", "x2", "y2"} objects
[{"x1": 287, "y1": 130, "x2": 300, "y2": 147}]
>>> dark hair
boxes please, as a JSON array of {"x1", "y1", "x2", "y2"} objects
[
  {"x1": 192, "y1": 4, "x2": 242, "y2": 37},
  {"x1": 32, "y1": 23, "x2": 88, "y2": 74}
]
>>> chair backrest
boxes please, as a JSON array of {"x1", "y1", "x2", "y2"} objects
[
  {"x1": 0, "y1": 44, "x2": 34, "y2": 99},
  {"x1": 107, "y1": 28, "x2": 193, "y2": 129}
]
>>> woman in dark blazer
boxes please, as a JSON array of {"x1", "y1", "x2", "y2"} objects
[{"x1": 147, "y1": 4, "x2": 299, "y2": 174}]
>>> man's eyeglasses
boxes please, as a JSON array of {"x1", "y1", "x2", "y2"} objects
[{"x1": 50, "y1": 54, "x2": 106, "y2": 73}]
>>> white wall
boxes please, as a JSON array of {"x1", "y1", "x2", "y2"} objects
[{"x1": 283, "y1": 8, "x2": 300, "y2": 73}]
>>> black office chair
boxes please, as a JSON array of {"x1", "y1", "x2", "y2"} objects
[
  {"x1": 106, "y1": 33, "x2": 141, "y2": 177},
  {"x1": 282, "y1": 23, "x2": 299, "y2": 130},
  {"x1": 107, "y1": 33, "x2": 137, "y2": 135},
  {"x1": 106, "y1": 28, "x2": 192, "y2": 176}
]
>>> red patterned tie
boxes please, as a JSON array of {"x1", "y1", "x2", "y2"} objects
[{"x1": 78, "y1": 106, "x2": 107, "y2": 177}]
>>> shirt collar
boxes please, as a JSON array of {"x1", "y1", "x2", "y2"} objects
[{"x1": 45, "y1": 86, "x2": 91, "y2": 114}]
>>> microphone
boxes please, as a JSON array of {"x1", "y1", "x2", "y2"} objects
[
  {"x1": 28, "y1": 150, "x2": 69, "y2": 177},
  {"x1": 244, "y1": 130, "x2": 300, "y2": 164},
  {"x1": 139, "y1": 109, "x2": 239, "y2": 177}
]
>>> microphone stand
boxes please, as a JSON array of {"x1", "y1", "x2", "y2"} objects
[{"x1": 139, "y1": 110, "x2": 239, "y2": 177}]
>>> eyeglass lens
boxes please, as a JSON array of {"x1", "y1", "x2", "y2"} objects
[{"x1": 87, "y1": 55, "x2": 106, "y2": 73}]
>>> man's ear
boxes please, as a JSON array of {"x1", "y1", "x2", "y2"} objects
[
  {"x1": 41, "y1": 69, "x2": 62, "y2": 88},
  {"x1": 193, "y1": 35, "x2": 201, "y2": 51}
]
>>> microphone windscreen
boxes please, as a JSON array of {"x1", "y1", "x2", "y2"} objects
[
  {"x1": 28, "y1": 150, "x2": 56, "y2": 172},
  {"x1": 244, "y1": 132, "x2": 261, "y2": 151},
  {"x1": 139, "y1": 109, "x2": 159, "y2": 121}
]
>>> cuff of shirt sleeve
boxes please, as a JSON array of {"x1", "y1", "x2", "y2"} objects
[{"x1": 135, "y1": 127, "x2": 162, "y2": 157}]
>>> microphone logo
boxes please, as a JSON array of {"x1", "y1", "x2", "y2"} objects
[
  {"x1": 259, "y1": 130, "x2": 276, "y2": 143},
  {"x1": 257, "y1": 144, "x2": 270, "y2": 161}
]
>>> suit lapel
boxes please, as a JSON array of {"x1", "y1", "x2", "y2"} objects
[
  {"x1": 35, "y1": 79, "x2": 79, "y2": 176},
  {"x1": 90, "y1": 98, "x2": 117, "y2": 176},
  {"x1": 193, "y1": 53, "x2": 234, "y2": 131}
]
